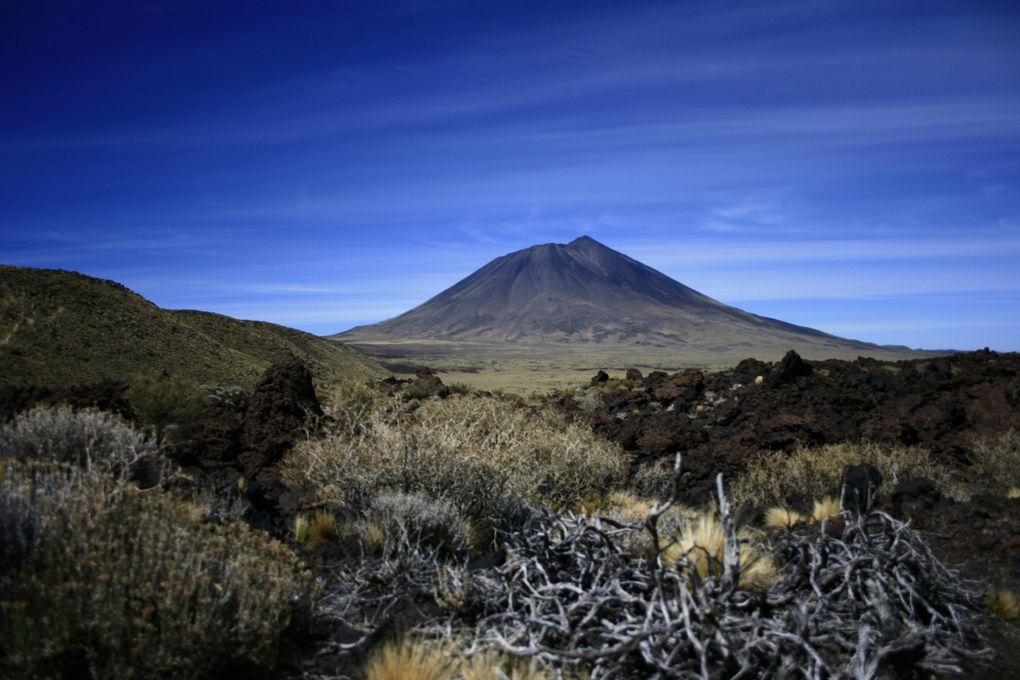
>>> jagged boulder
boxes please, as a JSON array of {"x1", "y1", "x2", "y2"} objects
[
  {"x1": 649, "y1": 369, "x2": 704, "y2": 403},
  {"x1": 766, "y1": 350, "x2": 813, "y2": 387},
  {"x1": 238, "y1": 361, "x2": 323, "y2": 482}
]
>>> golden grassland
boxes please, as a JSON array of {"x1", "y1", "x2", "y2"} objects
[{"x1": 339, "y1": 337, "x2": 931, "y2": 394}]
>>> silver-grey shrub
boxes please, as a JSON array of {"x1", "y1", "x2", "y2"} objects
[
  {"x1": 369, "y1": 491, "x2": 471, "y2": 555},
  {"x1": 0, "y1": 405, "x2": 157, "y2": 480}
]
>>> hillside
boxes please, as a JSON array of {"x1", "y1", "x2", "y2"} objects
[{"x1": 0, "y1": 265, "x2": 387, "y2": 389}]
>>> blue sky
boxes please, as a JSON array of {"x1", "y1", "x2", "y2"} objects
[{"x1": 2, "y1": 0, "x2": 1018, "y2": 350}]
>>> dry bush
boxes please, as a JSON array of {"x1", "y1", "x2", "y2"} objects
[
  {"x1": 462, "y1": 487, "x2": 982, "y2": 677},
  {"x1": 628, "y1": 459, "x2": 677, "y2": 501},
  {"x1": 731, "y1": 441, "x2": 949, "y2": 508},
  {"x1": 968, "y1": 429, "x2": 1020, "y2": 493},
  {"x1": 368, "y1": 491, "x2": 471, "y2": 555},
  {"x1": 0, "y1": 405, "x2": 160, "y2": 481},
  {"x1": 128, "y1": 372, "x2": 208, "y2": 443},
  {"x1": 1008, "y1": 487, "x2": 1020, "y2": 500},
  {"x1": 2, "y1": 475, "x2": 314, "y2": 680},
  {"x1": 319, "y1": 379, "x2": 379, "y2": 437},
  {"x1": 281, "y1": 394, "x2": 627, "y2": 526}
]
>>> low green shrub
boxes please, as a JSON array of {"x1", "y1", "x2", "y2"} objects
[
  {"x1": 2, "y1": 474, "x2": 314, "y2": 680},
  {"x1": 128, "y1": 372, "x2": 208, "y2": 443}
]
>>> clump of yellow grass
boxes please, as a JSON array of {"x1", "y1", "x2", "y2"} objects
[{"x1": 665, "y1": 511, "x2": 779, "y2": 591}]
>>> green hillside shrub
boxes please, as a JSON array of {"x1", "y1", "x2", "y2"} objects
[
  {"x1": 731, "y1": 441, "x2": 950, "y2": 508},
  {"x1": 282, "y1": 394, "x2": 627, "y2": 528},
  {"x1": 127, "y1": 372, "x2": 208, "y2": 443},
  {"x1": 1, "y1": 473, "x2": 314, "y2": 680},
  {"x1": 0, "y1": 405, "x2": 158, "y2": 480}
]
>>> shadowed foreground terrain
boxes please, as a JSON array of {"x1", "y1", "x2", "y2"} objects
[{"x1": 2, "y1": 349, "x2": 1018, "y2": 678}]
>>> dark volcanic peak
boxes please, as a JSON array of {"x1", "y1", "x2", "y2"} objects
[{"x1": 339, "y1": 236, "x2": 882, "y2": 355}]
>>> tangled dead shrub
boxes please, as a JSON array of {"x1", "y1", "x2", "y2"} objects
[
  {"x1": 282, "y1": 394, "x2": 627, "y2": 526},
  {"x1": 1, "y1": 474, "x2": 314, "y2": 680},
  {"x1": 0, "y1": 405, "x2": 160, "y2": 481},
  {"x1": 731, "y1": 440, "x2": 948, "y2": 508}
]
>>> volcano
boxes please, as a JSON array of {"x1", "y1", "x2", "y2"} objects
[{"x1": 337, "y1": 236, "x2": 899, "y2": 358}]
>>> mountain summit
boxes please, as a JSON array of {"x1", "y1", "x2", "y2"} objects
[{"x1": 338, "y1": 236, "x2": 884, "y2": 355}]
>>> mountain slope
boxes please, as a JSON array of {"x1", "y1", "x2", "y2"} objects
[
  {"x1": 0, "y1": 265, "x2": 387, "y2": 388},
  {"x1": 338, "y1": 236, "x2": 891, "y2": 356}
]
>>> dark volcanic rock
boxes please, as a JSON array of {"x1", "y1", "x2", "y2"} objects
[
  {"x1": 414, "y1": 366, "x2": 451, "y2": 398},
  {"x1": 586, "y1": 351, "x2": 1020, "y2": 506},
  {"x1": 766, "y1": 350, "x2": 812, "y2": 387},
  {"x1": 238, "y1": 361, "x2": 323, "y2": 481},
  {"x1": 649, "y1": 369, "x2": 705, "y2": 404},
  {"x1": 839, "y1": 463, "x2": 883, "y2": 515},
  {"x1": 890, "y1": 477, "x2": 942, "y2": 518},
  {"x1": 591, "y1": 370, "x2": 610, "y2": 385}
]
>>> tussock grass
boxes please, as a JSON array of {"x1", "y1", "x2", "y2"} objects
[
  {"x1": 1007, "y1": 487, "x2": 1020, "y2": 500},
  {"x1": 731, "y1": 441, "x2": 948, "y2": 508},
  {"x1": 812, "y1": 496, "x2": 842, "y2": 522},
  {"x1": 984, "y1": 588, "x2": 1020, "y2": 620},
  {"x1": 364, "y1": 637, "x2": 570, "y2": 680},
  {"x1": 293, "y1": 509, "x2": 339, "y2": 550},
  {"x1": 363, "y1": 638, "x2": 452, "y2": 680},
  {"x1": 281, "y1": 394, "x2": 628, "y2": 527},
  {"x1": 764, "y1": 506, "x2": 806, "y2": 530},
  {"x1": 665, "y1": 511, "x2": 779, "y2": 591}
]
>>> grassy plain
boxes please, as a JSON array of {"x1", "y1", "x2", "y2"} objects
[{"x1": 342, "y1": 337, "x2": 936, "y2": 394}]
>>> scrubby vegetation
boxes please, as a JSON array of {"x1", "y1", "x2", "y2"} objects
[
  {"x1": 0, "y1": 409, "x2": 314, "y2": 680},
  {"x1": 0, "y1": 404, "x2": 158, "y2": 479},
  {"x1": 2, "y1": 358, "x2": 1010, "y2": 678},
  {"x1": 968, "y1": 429, "x2": 1020, "y2": 494},
  {"x1": 281, "y1": 392, "x2": 628, "y2": 529},
  {"x1": 127, "y1": 371, "x2": 208, "y2": 443}
]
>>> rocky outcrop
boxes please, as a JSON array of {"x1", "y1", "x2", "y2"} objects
[
  {"x1": 238, "y1": 361, "x2": 323, "y2": 482},
  {"x1": 582, "y1": 351, "x2": 1020, "y2": 505}
]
